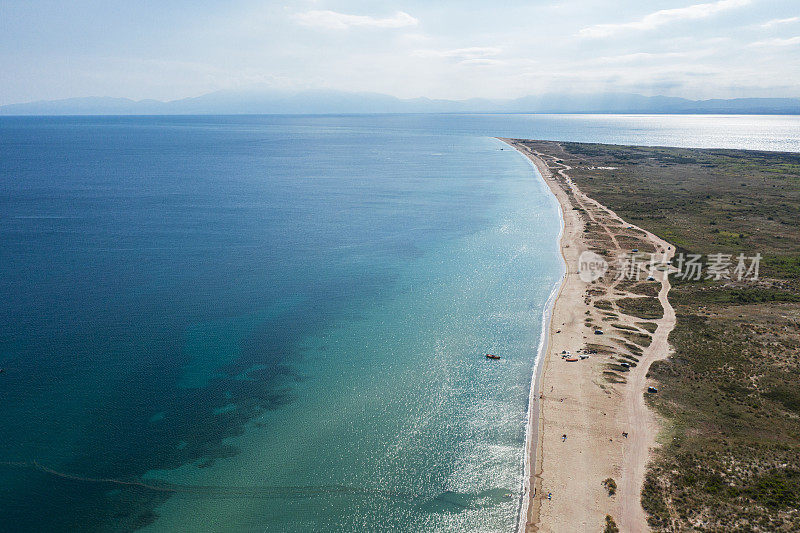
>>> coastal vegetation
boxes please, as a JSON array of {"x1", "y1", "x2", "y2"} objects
[
  {"x1": 603, "y1": 477, "x2": 618, "y2": 496},
  {"x1": 616, "y1": 297, "x2": 663, "y2": 320},
  {"x1": 526, "y1": 140, "x2": 800, "y2": 531}
]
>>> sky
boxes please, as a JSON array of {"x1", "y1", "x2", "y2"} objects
[{"x1": 1, "y1": 0, "x2": 799, "y2": 105}]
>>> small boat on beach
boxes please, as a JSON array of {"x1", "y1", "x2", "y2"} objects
[
  {"x1": 485, "y1": 354, "x2": 501, "y2": 360},
  {"x1": 565, "y1": 357, "x2": 579, "y2": 362}
]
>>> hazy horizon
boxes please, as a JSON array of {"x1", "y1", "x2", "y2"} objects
[{"x1": 5, "y1": 88, "x2": 800, "y2": 116}]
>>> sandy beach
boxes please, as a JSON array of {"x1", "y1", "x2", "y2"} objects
[{"x1": 502, "y1": 139, "x2": 677, "y2": 532}]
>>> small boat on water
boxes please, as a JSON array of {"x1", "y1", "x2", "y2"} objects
[{"x1": 485, "y1": 354, "x2": 501, "y2": 360}]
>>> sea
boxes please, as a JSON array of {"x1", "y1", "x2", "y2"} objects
[{"x1": 1, "y1": 114, "x2": 799, "y2": 532}]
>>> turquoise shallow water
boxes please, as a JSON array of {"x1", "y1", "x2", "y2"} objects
[
  {"x1": 1, "y1": 114, "x2": 798, "y2": 531},
  {"x1": 0, "y1": 116, "x2": 563, "y2": 531},
  {"x1": 140, "y1": 138, "x2": 562, "y2": 532}
]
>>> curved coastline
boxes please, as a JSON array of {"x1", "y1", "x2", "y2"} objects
[
  {"x1": 500, "y1": 137, "x2": 681, "y2": 532},
  {"x1": 501, "y1": 139, "x2": 567, "y2": 533}
]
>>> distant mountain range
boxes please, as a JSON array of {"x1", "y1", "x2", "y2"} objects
[{"x1": 2, "y1": 89, "x2": 800, "y2": 115}]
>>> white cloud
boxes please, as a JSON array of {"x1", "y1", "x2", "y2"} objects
[
  {"x1": 594, "y1": 48, "x2": 722, "y2": 64},
  {"x1": 579, "y1": 0, "x2": 751, "y2": 38},
  {"x1": 759, "y1": 17, "x2": 800, "y2": 29},
  {"x1": 750, "y1": 36, "x2": 800, "y2": 47},
  {"x1": 596, "y1": 52, "x2": 690, "y2": 64},
  {"x1": 412, "y1": 47, "x2": 502, "y2": 60},
  {"x1": 293, "y1": 10, "x2": 418, "y2": 30},
  {"x1": 398, "y1": 32, "x2": 433, "y2": 44},
  {"x1": 457, "y1": 58, "x2": 503, "y2": 66}
]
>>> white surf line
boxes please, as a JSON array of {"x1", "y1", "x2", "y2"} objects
[{"x1": 496, "y1": 138, "x2": 567, "y2": 533}]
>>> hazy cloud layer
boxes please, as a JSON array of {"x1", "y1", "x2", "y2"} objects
[
  {"x1": 750, "y1": 36, "x2": 800, "y2": 46},
  {"x1": 579, "y1": 0, "x2": 751, "y2": 38},
  {"x1": 1, "y1": 0, "x2": 799, "y2": 104},
  {"x1": 293, "y1": 10, "x2": 418, "y2": 30},
  {"x1": 760, "y1": 17, "x2": 800, "y2": 28},
  {"x1": 412, "y1": 47, "x2": 503, "y2": 60}
]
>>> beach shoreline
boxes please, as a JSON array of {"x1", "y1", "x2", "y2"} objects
[
  {"x1": 501, "y1": 138, "x2": 592, "y2": 532},
  {"x1": 514, "y1": 174, "x2": 566, "y2": 533},
  {"x1": 500, "y1": 138, "x2": 676, "y2": 532}
]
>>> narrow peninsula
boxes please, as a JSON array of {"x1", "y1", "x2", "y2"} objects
[{"x1": 505, "y1": 139, "x2": 800, "y2": 532}]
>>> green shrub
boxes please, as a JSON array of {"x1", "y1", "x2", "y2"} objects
[{"x1": 604, "y1": 515, "x2": 619, "y2": 533}]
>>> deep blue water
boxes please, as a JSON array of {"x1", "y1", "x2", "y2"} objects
[{"x1": 1, "y1": 114, "x2": 798, "y2": 532}]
